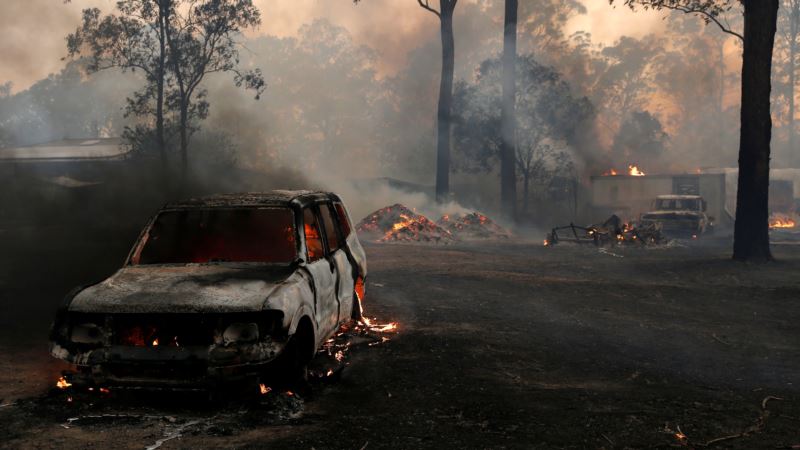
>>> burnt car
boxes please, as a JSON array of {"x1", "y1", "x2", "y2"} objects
[
  {"x1": 639, "y1": 194, "x2": 713, "y2": 238},
  {"x1": 49, "y1": 191, "x2": 367, "y2": 388}
]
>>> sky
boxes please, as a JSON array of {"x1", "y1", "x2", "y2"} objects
[{"x1": 0, "y1": 0, "x2": 667, "y2": 93}]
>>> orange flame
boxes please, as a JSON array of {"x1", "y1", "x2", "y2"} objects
[
  {"x1": 628, "y1": 165, "x2": 646, "y2": 176},
  {"x1": 603, "y1": 168, "x2": 619, "y2": 176},
  {"x1": 259, "y1": 383, "x2": 272, "y2": 395},
  {"x1": 56, "y1": 376, "x2": 72, "y2": 390},
  {"x1": 770, "y1": 216, "x2": 796, "y2": 228},
  {"x1": 152, "y1": 338, "x2": 159, "y2": 346}
]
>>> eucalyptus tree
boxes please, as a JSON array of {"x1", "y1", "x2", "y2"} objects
[{"x1": 614, "y1": 0, "x2": 779, "y2": 261}]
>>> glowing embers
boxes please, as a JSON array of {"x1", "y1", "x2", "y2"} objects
[
  {"x1": 113, "y1": 315, "x2": 215, "y2": 347},
  {"x1": 117, "y1": 325, "x2": 176, "y2": 347},
  {"x1": 357, "y1": 204, "x2": 510, "y2": 243},
  {"x1": 437, "y1": 212, "x2": 511, "y2": 240},
  {"x1": 769, "y1": 213, "x2": 796, "y2": 229},
  {"x1": 357, "y1": 204, "x2": 454, "y2": 243}
]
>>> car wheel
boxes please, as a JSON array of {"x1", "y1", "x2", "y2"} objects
[{"x1": 279, "y1": 320, "x2": 313, "y2": 385}]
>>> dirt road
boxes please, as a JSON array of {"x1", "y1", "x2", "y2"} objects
[{"x1": 1, "y1": 237, "x2": 800, "y2": 448}]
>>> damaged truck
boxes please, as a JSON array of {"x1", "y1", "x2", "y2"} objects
[
  {"x1": 639, "y1": 194, "x2": 714, "y2": 238},
  {"x1": 49, "y1": 191, "x2": 367, "y2": 389}
]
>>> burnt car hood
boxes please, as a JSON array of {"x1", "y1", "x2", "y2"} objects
[{"x1": 69, "y1": 264, "x2": 295, "y2": 314}]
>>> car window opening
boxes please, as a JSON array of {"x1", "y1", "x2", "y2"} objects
[
  {"x1": 134, "y1": 207, "x2": 296, "y2": 264},
  {"x1": 304, "y1": 208, "x2": 325, "y2": 261}
]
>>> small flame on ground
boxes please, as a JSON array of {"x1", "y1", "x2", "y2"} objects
[
  {"x1": 603, "y1": 168, "x2": 619, "y2": 176},
  {"x1": 286, "y1": 390, "x2": 294, "y2": 397},
  {"x1": 152, "y1": 338, "x2": 159, "y2": 346},
  {"x1": 259, "y1": 383, "x2": 272, "y2": 395},
  {"x1": 56, "y1": 376, "x2": 72, "y2": 390},
  {"x1": 770, "y1": 215, "x2": 796, "y2": 228},
  {"x1": 543, "y1": 239, "x2": 549, "y2": 246},
  {"x1": 326, "y1": 369, "x2": 334, "y2": 377}
]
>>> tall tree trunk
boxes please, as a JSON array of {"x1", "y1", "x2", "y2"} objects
[
  {"x1": 733, "y1": 0, "x2": 779, "y2": 261},
  {"x1": 436, "y1": 1, "x2": 455, "y2": 203},
  {"x1": 164, "y1": 5, "x2": 189, "y2": 183},
  {"x1": 789, "y1": 2, "x2": 798, "y2": 159},
  {"x1": 718, "y1": 37, "x2": 726, "y2": 151},
  {"x1": 435, "y1": 5, "x2": 455, "y2": 203},
  {"x1": 500, "y1": 0, "x2": 518, "y2": 219},
  {"x1": 156, "y1": 0, "x2": 166, "y2": 169},
  {"x1": 522, "y1": 171, "x2": 530, "y2": 213},
  {"x1": 179, "y1": 101, "x2": 188, "y2": 178}
]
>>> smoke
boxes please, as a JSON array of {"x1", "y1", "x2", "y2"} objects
[{"x1": 1, "y1": 0, "x2": 793, "y2": 232}]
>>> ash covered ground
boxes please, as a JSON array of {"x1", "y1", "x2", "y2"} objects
[{"x1": 1, "y1": 224, "x2": 800, "y2": 449}]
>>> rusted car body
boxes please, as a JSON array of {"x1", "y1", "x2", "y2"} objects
[
  {"x1": 49, "y1": 191, "x2": 367, "y2": 388},
  {"x1": 639, "y1": 194, "x2": 712, "y2": 237}
]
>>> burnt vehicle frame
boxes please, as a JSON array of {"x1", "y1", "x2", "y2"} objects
[
  {"x1": 49, "y1": 190, "x2": 367, "y2": 389},
  {"x1": 639, "y1": 194, "x2": 713, "y2": 238}
]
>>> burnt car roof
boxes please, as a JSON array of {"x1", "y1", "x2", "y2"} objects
[{"x1": 163, "y1": 190, "x2": 338, "y2": 209}]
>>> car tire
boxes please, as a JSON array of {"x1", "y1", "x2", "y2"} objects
[{"x1": 285, "y1": 322, "x2": 313, "y2": 383}]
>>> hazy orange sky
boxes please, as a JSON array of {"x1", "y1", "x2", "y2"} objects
[{"x1": 0, "y1": 0, "x2": 667, "y2": 93}]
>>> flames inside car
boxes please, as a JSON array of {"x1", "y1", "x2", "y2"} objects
[{"x1": 132, "y1": 207, "x2": 297, "y2": 265}]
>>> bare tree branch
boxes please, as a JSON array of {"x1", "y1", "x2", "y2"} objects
[{"x1": 417, "y1": 0, "x2": 441, "y2": 17}]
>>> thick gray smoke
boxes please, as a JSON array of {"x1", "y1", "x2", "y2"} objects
[{"x1": 3, "y1": 0, "x2": 794, "y2": 230}]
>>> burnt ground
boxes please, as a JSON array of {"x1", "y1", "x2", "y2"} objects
[{"x1": 1, "y1": 226, "x2": 800, "y2": 449}]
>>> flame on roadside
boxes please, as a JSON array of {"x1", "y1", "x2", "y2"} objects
[
  {"x1": 259, "y1": 383, "x2": 272, "y2": 395},
  {"x1": 603, "y1": 168, "x2": 619, "y2": 176}
]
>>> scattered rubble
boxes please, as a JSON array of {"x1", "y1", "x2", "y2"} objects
[{"x1": 545, "y1": 215, "x2": 666, "y2": 247}]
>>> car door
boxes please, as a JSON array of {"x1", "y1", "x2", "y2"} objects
[
  {"x1": 302, "y1": 206, "x2": 338, "y2": 339},
  {"x1": 318, "y1": 202, "x2": 354, "y2": 326}
]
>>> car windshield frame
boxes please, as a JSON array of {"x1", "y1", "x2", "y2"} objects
[
  {"x1": 128, "y1": 206, "x2": 300, "y2": 266},
  {"x1": 655, "y1": 198, "x2": 699, "y2": 211}
]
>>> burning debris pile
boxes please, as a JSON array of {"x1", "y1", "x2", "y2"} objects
[
  {"x1": 357, "y1": 204, "x2": 455, "y2": 243},
  {"x1": 437, "y1": 212, "x2": 511, "y2": 240},
  {"x1": 357, "y1": 204, "x2": 511, "y2": 243},
  {"x1": 545, "y1": 215, "x2": 666, "y2": 247}
]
